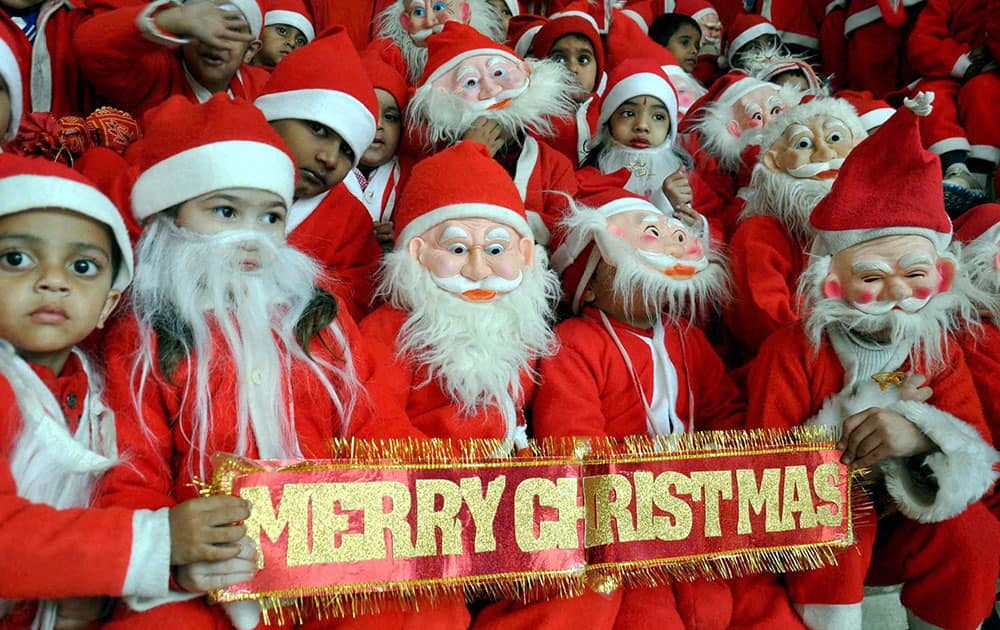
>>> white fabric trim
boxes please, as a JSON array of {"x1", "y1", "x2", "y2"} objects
[
  {"x1": 514, "y1": 25, "x2": 543, "y2": 57},
  {"x1": 969, "y1": 145, "x2": 1000, "y2": 165},
  {"x1": 131, "y1": 140, "x2": 296, "y2": 222},
  {"x1": 137, "y1": 0, "x2": 189, "y2": 46},
  {"x1": 181, "y1": 62, "x2": 219, "y2": 103},
  {"x1": 29, "y1": 0, "x2": 68, "y2": 112},
  {"x1": 503, "y1": 0, "x2": 519, "y2": 16},
  {"x1": 859, "y1": 107, "x2": 894, "y2": 131},
  {"x1": 927, "y1": 136, "x2": 972, "y2": 156},
  {"x1": 794, "y1": 603, "x2": 863, "y2": 628},
  {"x1": 951, "y1": 53, "x2": 972, "y2": 80},
  {"x1": 621, "y1": 9, "x2": 649, "y2": 32},
  {"x1": 844, "y1": 4, "x2": 882, "y2": 34},
  {"x1": 814, "y1": 226, "x2": 951, "y2": 256},
  {"x1": 346, "y1": 159, "x2": 400, "y2": 223},
  {"x1": 223, "y1": 0, "x2": 263, "y2": 38},
  {"x1": 598, "y1": 72, "x2": 679, "y2": 146},
  {"x1": 224, "y1": 601, "x2": 263, "y2": 630},
  {"x1": 122, "y1": 508, "x2": 172, "y2": 597},
  {"x1": 264, "y1": 9, "x2": 315, "y2": 42},
  {"x1": 690, "y1": 8, "x2": 716, "y2": 23},
  {"x1": 526, "y1": 210, "x2": 550, "y2": 246},
  {"x1": 761, "y1": 0, "x2": 774, "y2": 20},
  {"x1": 0, "y1": 174, "x2": 134, "y2": 289},
  {"x1": 0, "y1": 32, "x2": 23, "y2": 140},
  {"x1": 576, "y1": 96, "x2": 595, "y2": 166},
  {"x1": 398, "y1": 203, "x2": 533, "y2": 247},
  {"x1": 255, "y1": 89, "x2": 376, "y2": 167},
  {"x1": 825, "y1": 0, "x2": 846, "y2": 13},
  {"x1": 778, "y1": 31, "x2": 819, "y2": 49},
  {"x1": 286, "y1": 189, "x2": 328, "y2": 234},
  {"x1": 513, "y1": 135, "x2": 539, "y2": 201},
  {"x1": 727, "y1": 22, "x2": 778, "y2": 64},
  {"x1": 636, "y1": 319, "x2": 685, "y2": 435},
  {"x1": 549, "y1": 9, "x2": 600, "y2": 33}
]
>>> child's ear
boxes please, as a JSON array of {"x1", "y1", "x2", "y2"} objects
[
  {"x1": 243, "y1": 40, "x2": 262, "y2": 64},
  {"x1": 96, "y1": 290, "x2": 123, "y2": 329}
]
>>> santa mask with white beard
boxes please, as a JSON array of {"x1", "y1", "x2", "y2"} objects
[
  {"x1": 742, "y1": 97, "x2": 866, "y2": 241},
  {"x1": 407, "y1": 21, "x2": 577, "y2": 149},
  {"x1": 378, "y1": 140, "x2": 560, "y2": 445},
  {"x1": 954, "y1": 203, "x2": 1000, "y2": 319}
]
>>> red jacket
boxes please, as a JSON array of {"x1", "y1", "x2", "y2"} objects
[
  {"x1": 73, "y1": 3, "x2": 269, "y2": 119},
  {"x1": 907, "y1": 0, "x2": 987, "y2": 80},
  {"x1": 760, "y1": 0, "x2": 821, "y2": 49},
  {"x1": 502, "y1": 136, "x2": 578, "y2": 244},
  {"x1": 959, "y1": 319, "x2": 1000, "y2": 514}
]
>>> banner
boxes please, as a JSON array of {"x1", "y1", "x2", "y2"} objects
[{"x1": 206, "y1": 427, "x2": 855, "y2": 622}]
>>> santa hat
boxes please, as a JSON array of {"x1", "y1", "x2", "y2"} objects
[
  {"x1": 756, "y1": 57, "x2": 824, "y2": 92},
  {"x1": 550, "y1": 169, "x2": 665, "y2": 312},
  {"x1": 953, "y1": 203, "x2": 1000, "y2": 245},
  {"x1": 362, "y1": 50, "x2": 409, "y2": 112},
  {"x1": 263, "y1": 0, "x2": 315, "y2": 42},
  {"x1": 0, "y1": 33, "x2": 22, "y2": 142},
  {"x1": 419, "y1": 21, "x2": 524, "y2": 88},
  {"x1": 835, "y1": 89, "x2": 895, "y2": 132},
  {"x1": 810, "y1": 106, "x2": 951, "y2": 255},
  {"x1": 393, "y1": 140, "x2": 531, "y2": 246},
  {"x1": 605, "y1": 6, "x2": 680, "y2": 72},
  {"x1": 754, "y1": 95, "x2": 864, "y2": 155},
  {"x1": 255, "y1": 26, "x2": 377, "y2": 168},
  {"x1": 532, "y1": 1, "x2": 606, "y2": 85},
  {"x1": 618, "y1": 3, "x2": 654, "y2": 31},
  {"x1": 674, "y1": 0, "x2": 719, "y2": 24},
  {"x1": 0, "y1": 154, "x2": 133, "y2": 290},
  {"x1": 221, "y1": 0, "x2": 265, "y2": 38},
  {"x1": 725, "y1": 14, "x2": 778, "y2": 66},
  {"x1": 127, "y1": 94, "x2": 295, "y2": 224},
  {"x1": 599, "y1": 59, "x2": 680, "y2": 145},
  {"x1": 506, "y1": 14, "x2": 546, "y2": 57}
]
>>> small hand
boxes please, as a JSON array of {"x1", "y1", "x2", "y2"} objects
[
  {"x1": 661, "y1": 167, "x2": 692, "y2": 209},
  {"x1": 175, "y1": 537, "x2": 258, "y2": 593},
  {"x1": 156, "y1": 0, "x2": 256, "y2": 49},
  {"x1": 169, "y1": 496, "x2": 250, "y2": 565},
  {"x1": 898, "y1": 373, "x2": 932, "y2": 402},
  {"x1": 837, "y1": 407, "x2": 936, "y2": 469},
  {"x1": 462, "y1": 117, "x2": 506, "y2": 157}
]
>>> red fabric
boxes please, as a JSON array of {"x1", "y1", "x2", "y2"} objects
[
  {"x1": 532, "y1": 3, "x2": 605, "y2": 81},
  {"x1": 746, "y1": 324, "x2": 999, "y2": 627},
  {"x1": 759, "y1": 0, "x2": 820, "y2": 50},
  {"x1": 361, "y1": 49, "x2": 410, "y2": 111},
  {"x1": 98, "y1": 599, "x2": 233, "y2": 630},
  {"x1": 287, "y1": 183, "x2": 383, "y2": 321},
  {"x1": 912, "y1": 73, "x2": 1000, "y2": 154},
  {"x1": 723, "y1": 216, "x2": 807, "y2": 356},
  {"x1": 511, "y1": 137, "x2": 578, "y2": 238},
  {"x1": 959, "y1": 321, "x2": 1000, "y2": 516},
  {"x1": 419, "y1": 21, "x2": 519, "y2": 86},
  {"x1": 73, "y1": 5, "x2": 270, "y2": 120},
  {"x1": 907, "y1": 0, "x2": 985, "y2": 80},
  {"x1": 692, "y1": 55, "x2": 723, "y2": 86},
  {"x1": 820, "y1": 9, "x2": 849, "y2": 91},
  {"x1": 844, "y1": 8, "x2": 920, "y2": 97},
  {"x1": 364, "y1": 36, "x2": 412, "y2": 87},
  {"x1": 305, "y1": 0, "x2": 375, "y2": 49},
  {"x1": 953, "y1": 202, "x2": 1000, "y2": 242},
  {"x1": 537, "y1": 95, "x2": 598, "y2": 166}
]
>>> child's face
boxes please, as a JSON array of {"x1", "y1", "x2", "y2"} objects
[
  {"x1": 174, "y1": 188, "x2": 287, "y2": 251},
  {"x1": 0, "y1": 76, "x2": 10, "y2": 142},
  {"x1": 256, "y1": 24, "x2": 308, "y2": 67},
  {"x1": 609, "y1": 96, "x2": 671, "y2": 148},
  {"x1": 270, "y1": 119, "x2": 355, "y2": 199},
  {"x1": 0, "y1": 209, "x2": 121, "y2": 372},
  {"x1": 181, "y1": 23, "x2": 258, "y2": 92},
  {"x1": 548, "y1": 34, "x2": 598, "y2": 102},
  {"x1": 361, "y1": 89, "x2": 402, "y2": 169},
  {"x1": 667, "y1": 24, "x2": 701, "y2": 73}
]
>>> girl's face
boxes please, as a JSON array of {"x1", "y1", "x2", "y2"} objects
[
  {"x1": 666, "y1": 24, "x2": 701, "y2": 74},
  {"x1": 361, "y1": 89, "x2": 403, "y2": 168},
  {"x1": 548, "y1": 34, "x2": 598, "y2": 101},
  {"x1": 175, "y1": 188, "x2": 287, "y2": 242},
  {"x1": 608, "y1": 96, "x2": 672, "y2": 149}
]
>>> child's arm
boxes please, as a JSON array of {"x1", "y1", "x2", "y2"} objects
[{"x1": 907, "y1": 0, "x2": 982, "y2": 80}]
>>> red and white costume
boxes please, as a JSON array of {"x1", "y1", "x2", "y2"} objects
[
  {"x1": 829, "y1": 0, "x2": 922, "y2": 97},
  {"x1": 759, "y1": 0, "x2": 821, "y2": 52},
  {"x1": 346, "y1": 157, "x2": 407, "y2": 223}
]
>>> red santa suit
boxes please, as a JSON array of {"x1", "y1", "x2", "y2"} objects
[
  {"x1": 836, "y1": 0, "x2": 922, "y2": 97},
  {"x1": 759, "y1": 0, "x2": 821, "y2": 52},
  {"x1": 907, "y1": 0, "x2": 999, "y2": 167},
  {"x1": 346, "y1": 157, "x2": 407, "y2": 223},
  {"x1": 497, "y1": 135, "x2": 578, "y2": 245},
  {"x1": 73, "y1": 2, "x2": 270, "y2": 119}
]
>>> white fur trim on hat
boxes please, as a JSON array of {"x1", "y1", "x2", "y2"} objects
[
  {"x1": 424, "y1": 47, "x2": 524, "y2": 86},
  {"x1": 0, "y1": 174, "x2": 134, "y2": 290},
  {"x1": 131, "y1": 140, "x2": 295, "y2": 223},
  {"x1": 264, "y1": 9, "x2": 315, "y2": 42},
  {"x1": 514, "y1": 24, "x2": 543, "y2": 57},
  {"x1": 728, "y1": 22, "x2": 778, "y2": 64},
  {"x1": 621, "y1": 9, "x2": 649, "y2": 32},
  {"x1": 503, "y1": 0, "x2": 519, "y2": 15},
  {"x1": 813, "y1": 226, "x2": 952, "y2": 257},
  {"x1": 398, "y1": 203, "x2": 533, "y2": 247},
  {"x1": 599, "y1": 73, "x2": 680, "y2": 146},
  {"x1": 255, "y1": 89, "x2": 376, "y2": 167},
  {"x1": 549, "y1": 9, "x2": 600, "y2": 32},
  {"x1": 859, "y1": 107, "x2": 894, "y2": 131},
  {"x1": 220, "y1": 0, "x2": 263, "y2": 38},
  {"x1": 754, "y1": 97, "x2": 864, "y2": 155},
  {"x1": 0, "y1": 38, "x2": 23, "y2": 141}
]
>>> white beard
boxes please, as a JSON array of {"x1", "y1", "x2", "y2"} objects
[
  {"x1": 408, "y1": 57, "x2": 578, "y2": 148},
  {"x1": 130, "y1": 218, "x2": 355, "y2": 479},
  {"x1": 377, "y1": 249, "x2": 559, "y2": 440},
  {"x1": 596, "y1": 135, "x2": 685, "y2": 201},
  {"x1": 959, "y1": 235, "x2": 1000, "y2": 319},
  {"x1": 742, "y1": 162, "x2": 833, "y2": 243},
  {"x1": 799, "y1": 253, "x2": 981, "y2": 372}
]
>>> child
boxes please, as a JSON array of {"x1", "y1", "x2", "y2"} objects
[
  {"x1": 254, "y1": 26, "x2": 383, "y2": 319},
  {"x1": 95, "y1": 94, "x2": 376, "y2": 629},
  {"x1": 252, "y1": 0, "x2": 314, "y2": 68},
  {"x1": 74, "y1": 0, "x2": 269, "y2": 119},
  {"x1": 0, "y1": 33, "x2": 21, "y2": 144},
  {"x1": 0, "y1": 154, "x2": 253, "y2": 629},
  {"x1": 724, "y1": 13, "x2": 782, "y2": 71},
  {"x1": 649, "y1": 12, "x2": 702, "y2": 74},
  {"x1": 349, "y1": 52, "x2": 410, "y2": 253}
]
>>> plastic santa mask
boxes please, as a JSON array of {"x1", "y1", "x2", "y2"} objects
[
  {"x1": 409, "y1": 218, "x2": 534, "y2": 302},
  {"x1": 763, "y1": 115, "x2": 859, "y2": 180},
  {"x1": 698, "y1": 12, "x2": 723, "y2": 55},
  {"x1": 609, "y1": 96, "x2": 672, "y2": 148},
  {"x1": 727, "y1": 85, "x2": 786, "y2": 137},
  {"x1": 430, "y1": 54, "x2": 532, "y2": 108},
  {"x1": 604, "y1": 210, "x2": 707, "y2": 278},
  {"x1": 822, "y1": 234, "x2": 955, "y2": 315},
  {"x1": 400, "y1": 0, "x2": 471, "y2": 46}
]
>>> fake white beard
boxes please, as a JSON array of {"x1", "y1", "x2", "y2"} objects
[
  {"x1": 408, "y1": 57, "x2": 578, "y2": 149},
  {"x1": 959, "y1": 236, "x2": 1000, "y2": 319},
  {"x1": 596, "y1": 134, "x2": 685, "y2": 200},
  {"x1": 799, "y1": 253, "x2": 981, "y2": 373},
  {"x1": 376, "y1": 0, "x2": 505, "y2": 84},
  {"x1": 594, "y1": 228, "x2": 730, "y2": 324},
  {"x1": 377, "y1": 249, "x2": 559, "y2": 430},
  {"x1": 742, "y1": 162, "x2": 833, "y2": 243},
  {"x1": 130, "y1": 218, "x2": 354, "y2": 480}
]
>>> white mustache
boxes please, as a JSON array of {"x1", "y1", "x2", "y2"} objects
[
  {"x1": 853, "y1": 295, "x2": 931, "y2": 315},
  {"x1": 473, "y1": 80, "x2": 530, "y2": 110},
  {"x1": 787, "y1": 158, "x2": 846, "y2": 179},
  {"x1": 410, "y1": 23, "x2": 445, "y2": 42},
  {"x1": 430, "y1": 272, "x2": 524, "y2": 294},
  {"x1": 635, "y1": 249, "x2": 709, "y2": 272}
]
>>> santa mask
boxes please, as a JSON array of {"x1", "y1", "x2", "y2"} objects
[
  {"x1": 429, "y1": 53, "x2": 532, "y2": 108},
  {"x1": 697, "y1": 11, "x2": 723, "y2": 56},
  {"x1": 604, "y1": 210, "x2": 708, "y2": 279},
  {"x1": 401, "y1": 0, "x2": 471, "y2": 46},
  {"x1": 762, "y1": 114, "x2": 858, "y2": 180},
  {"x1": 727, "y1": 84, "x2": 787, "y2": 137},
  {"x1": 409, "y1": 218, "x2": 534, "y2": 302}
]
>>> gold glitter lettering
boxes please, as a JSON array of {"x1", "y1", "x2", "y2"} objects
[
  {"x1": 781, "y1": 465, "x2": 818, "y2": 530},
  {"x1": 413, "y1": 478, "x2": 464, "y2": 557},
  {"x1": 584, "y1": 474, "x2": 637, "y2": 547},
  {"x1": 652, "y1": 471, "x2": 693, "y2": 541},
  {"x1": 632, "y1": 471, "x2": 657, "y2": 542},
  {"x1": 735, "y1": 468, "x2": 783, "y2": 534},
  {"x1": 812, "y1": 463, "x2": 844, "y2": 527},
  {"x1": 514, "y1": 477, "x2": 583, "y2": 552},
  {"x1": 358, "y1": 481, "x2": 416, "y2": 559},
  {"x1": 461, "y1": 476, "x2": 505, "y2": 553},
  {"x1": 690, "y1": 470, "x2": 733, "y2": 537}
]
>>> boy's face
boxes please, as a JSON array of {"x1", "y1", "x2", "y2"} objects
[
  {"x1": 548, "y1": 34, "x2": 597, "y2": 102},
  {"x1": 361, "y1": 89, "x2": 402, "y2": 169},
  {"x1": 0, "y1": 76, "x2": 10, "y2": 142},
  {"x1": 608, "y1": 96, "x2": 671, "y2": 148},
  {"x1": 256, "y1": 23, "x2": 308, "y2": 67},
  {"x1": 181, "y1": 23, "x2": 259, "y2": 92},
  {"x1": 667, "y1": 24, "x2": 701, "y2": 73},
  {"x1": 174, "y1": 188, "x2": 287, "y2": 266},
  {"x1": 270, "y1": 119, "x2": 355, "y2": 199},
  {"x1": 0, "y1": 209, "x2": 121, "y2": 371}
]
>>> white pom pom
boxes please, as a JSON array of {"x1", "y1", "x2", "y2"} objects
[{"x1": 903, "y1": 91, "x2": 935, "y2": 117}]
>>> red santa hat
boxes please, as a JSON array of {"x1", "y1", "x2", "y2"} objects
[
  {"x1": 756, "y1": 57, "x2": 824, "y2": 92},
  {"x1": 550, "y1": 169, "x2": 665, "y2": 312},
  {"x1": 506, "y1": 14, "x2": 546, "y2": 57},
  {"x1": 0, "y1": 33, "x2": 22, "y2": 142},
  {"x1": 810, "y1": 107, "x2": 952, "y2": 255},
  {"x1": 263, "y1": 0, "x2": 315, "y2": 42},
  {"x1": 599, "y1": 59, "x2": 680, "y2": 145},
  {"x1": 393, "y1": 140, "x2": 531, "y2": 246},
  {"x1": 255, "y1": 26, "x2": 378, "y2": 168},
  {"x1": 605, "y1": 6, "x2": 680, "y2": 72},
  {"x1": 754, "y1": 95, "x2": 865, "y2": 155},
  {"x1": 680, "y1": 70, "x2": 768, "y2": 131},
  {"x1": 0, "y1": 154, "x2": 134, "y2": 290},
  {"x1": 532, "y1": 1, "x2": 606, "y2": 85},
  {"x1": 362, "y1": 50, "x2": 410, "y2": 111},
  {"x1": 618, "y1": 3, "x2": 655, "y2": 31},
  {"x1": 221, "y1": 0, "x2": 265, "y2": 38},
  {"x1": 674, "y1": 0, "x2": 719, "y2": 24},
  {"x1": 127, "y1": 94, "x2": 295, "y2": 224},
  {"x1": 725, "y1": 14, "x2": 777, "y2": 66},
  {"x1": 953, "y1": 203, "x2": 1000, "y2": 245},
  {"x1": 835, "y1": 90, "x2": 896, "y2": 132},
  {"x1": 419, "y1": 21, "x2": 524, "y2": 88}
]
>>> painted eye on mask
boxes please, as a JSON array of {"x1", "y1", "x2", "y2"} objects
[
  {"x1": 462, "y1": 76, "x2": 480, "y2": 90},
  {"x1": 491, "y1": 67, "x2": 507, "y2": 79},
  {"x1": 827, "y1": 132, "x2": 844, "y2": 143},
  {"x1": 432, "y1": 1, "x2": 447, "y2": 11},
  {"x1": 448, "y1": 243, "x2": 468, "y2": 255},
  {"x1": 485, "y1": 244, "x2": 505, "y2": 255},
  {"x1": 795, "y1": 137, "x2": 813, "y2": 149},
  {"x1": 412, "y1": 7, "x2": 426, "y2": 17}
]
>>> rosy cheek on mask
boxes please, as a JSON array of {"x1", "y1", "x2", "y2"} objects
[
  {"x1": 994, "y1": 252, "x2": 1000, "y2": 270},
  {"x1": 913, "y1": 286, "x2": 933, "y2": 300},
  {"x1": 822, "y1": 279, "x2": 842, "y2": 299},
  {"x1": 855, "y1": 291, "x2": 875, "y2": 304},
  {"x1": 936, "y1": 261, "x2": 954, "y2": 292},
  {"x1": 745, "y1": 119, "x2": 763, "y2": 129},
  {"x1": 640, "y1": 234, "x2": 658, "y2": 243},
  {"x1": 608, "y1": 225, "x2": 626, "y2": 238}
]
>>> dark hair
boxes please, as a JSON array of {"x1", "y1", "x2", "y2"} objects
[
  {"x1": 102, "y1": 225, "x2": 123, "y2": 285},
  {"x1": 648, "y1": 13, "x2": 701, "y2": 47}
]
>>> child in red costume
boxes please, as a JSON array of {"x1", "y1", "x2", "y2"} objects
[
  {"x1": 251, "y1": 0, "x2": 313, "y2": 68},
  {"x1": 0, "y1": 154, "x2": 255, "y2": 630},
  {"x1": 74, "y1": 0, "x2": 269, "y2": 119},
  {"x1": 96, "y1": 95, "x2": 378, "y2": 630},
  {"x1": 254, "y1": 26, "x2": 383, "y2": 320},
  {"x1": 746, "y1": 104, "x2": 1000, "y2": 630}
]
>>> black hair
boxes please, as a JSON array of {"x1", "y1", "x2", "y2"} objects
[
  {"x1": 648, "y1": 13, "x2": 702, "y2": 47},
  {"x1": 103, "y1": 225, "x2": 123, "y2": 285}
]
